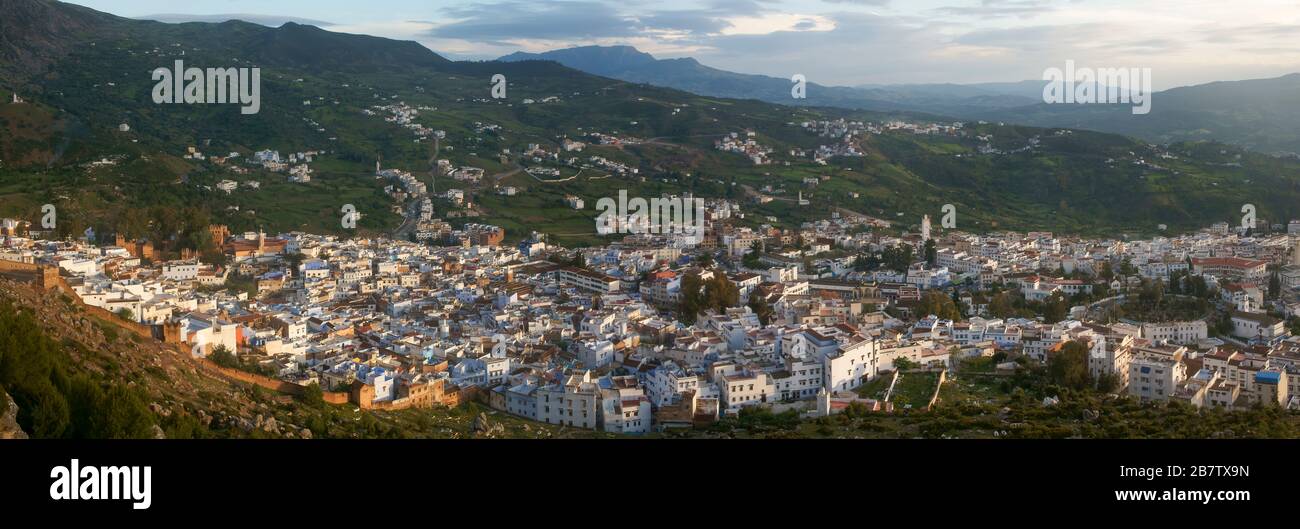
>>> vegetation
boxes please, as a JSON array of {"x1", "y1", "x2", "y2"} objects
[
  {"x1": 677, "y1": 271, "x2": 739, "y2": 324},
  {"x1": 0, "y1": 300, "x2": 157, "y2": 438},
  {"x1": 917, "y1": 291, "x2": 962, "y2": 321},
  {"x1": 1046, "y1": 340, "x2": 1091, "y2": 390}
]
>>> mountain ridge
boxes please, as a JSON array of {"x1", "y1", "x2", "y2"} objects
[{"x1": 500, "y1": 44, "x2": 1300, "y2": 154}]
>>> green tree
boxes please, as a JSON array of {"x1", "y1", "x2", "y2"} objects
[
  {"x1": 1047, "y1": 340, "x2": 1091, "y2": 390},
  {"x1": 702, "y1": 274, "x2": 740, "y2": 313},
  {"x1": 300, "y1": 382, "x2": 325, "y2": 408},
  {"x1": 747, "y1": 294, "x2": 775, "y2": 326},
  {"x1": 209, "y1": 345, "x2": 238, "y2": 368},
  {"x1": 1100, "y1": 261, "x2": 1114, "y2": 282},
  {"x1": 881, "y1": 244, "x2": 914, "y2": 271},
  {"x1": 1042, "y1": 292, "x2": 1069, "y2": 323},
  {"x1": 918, "y1": 290, "x2": 961, "y2": 321},
  {"x1": 677, "y1": 274, "x2": 705, "y2": 324},
  {"x1": 989, "y1": 292, "x2": 1016, "y2": 319},
  {"x1": 742, "y1": 241, "x2": 763, "y2": 269}
]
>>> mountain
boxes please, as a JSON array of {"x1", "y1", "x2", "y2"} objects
[
  {"x1": 135, "y1": 14, "x2": 336, "y2": 27},
  {"x1": 0, "y1": 0, "x2": 126, "y2": 80},
  {"x1": 982, "y1": 74, "x2": 1300, "y2": 155},
  {"x1": 857, "y1": 80, "x2": 1048, "y2": 101},
  {"x1": 501, "y1": 45, "x2": 1300, "y2": 154},
  {"x1": 498, "y1": 45, "x2": 1040, "y2": 116},
  {"x1": 4, "y1": 0, "x2": 1300, "y2": 245}
]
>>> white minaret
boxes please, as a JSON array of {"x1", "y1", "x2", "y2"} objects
[
  {"x1": 921, "y1": 214, "x2": 932, "y2": 242},
  {"x1": 1292, "y1": 236, "x2": 1300, "y2": 267}
]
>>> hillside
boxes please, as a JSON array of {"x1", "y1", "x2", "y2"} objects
[
  {"x1": 983, "y1": 74, "x2": 1300, "y2": 155},
  {"x1": 500, "y1": 46, "x2": 1300, "y2": 155},
  {"x1": 2, "y1": 1, "x2": 1300, "y2": 247},
  {"x1": 0, "y1": 275, "x2": 608, "y2": 439}
]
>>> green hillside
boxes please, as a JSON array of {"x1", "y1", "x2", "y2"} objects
[{"x1": 2, "y1": 0, "x2": 1300, "y2": 249}]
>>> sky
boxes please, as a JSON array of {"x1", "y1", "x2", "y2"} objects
[{"x1": 69, "y1": 0, "x2": 1300, "y2": 90}]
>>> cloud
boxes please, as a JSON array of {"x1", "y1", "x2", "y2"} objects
[
  {"x1": 820, "y1": 0, "x2": 891, "y2": 5},
  {"x1": 405, "y1": 0, "x2": 1299, "y2": 88},
  {"x1": 936, "y1": 0, "x2": 1057, "y2": 19},
  {"x1": 429, "y1": 1, "x2": 641, "y2": 44}
]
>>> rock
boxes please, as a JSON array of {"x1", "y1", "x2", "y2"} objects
[
  {"x1": 0, "y1": 391, "x2": 30, "y2": 440},
  {"x1": 149, "y1": 402, "x2": 172, "y2": 417},
  {"x1": 473, "y1": 412, "x2": 491, "y2": 433},
  {"x1": 1082, "y1": 409, "x2": 1100, "y2": 420},
  {"x1": 299, "y1": 428, "x2": 313, "y2": 440},
  {"x1": 151, "y1": 424, "x2": 167, "y2": 439}
]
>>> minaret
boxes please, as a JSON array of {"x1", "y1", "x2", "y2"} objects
[{"x1": 921, "y1": 214, "x2": 932, "y2": 242}]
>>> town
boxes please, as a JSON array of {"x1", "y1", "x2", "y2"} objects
[{"x1": 5, "y1": 195, "x2": 1300, "y2": 436}]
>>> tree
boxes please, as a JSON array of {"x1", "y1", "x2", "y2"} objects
[
  {"x1": 1047, "y1": 340, "x2": 1090, "y2": 390},
  {"x1": 918, "y1": 291, "x2": 961, "y2": 321},
  {"x1": 747, "y1": 294, "x2": 775, "y2": 326},
  {"x1": 1100, "y1": 261, "x2": 1114, "y2": 282},
  {"x1": 1119, "y1": 257, "x2": 1137, "y2": 277},
  {"x1": 300, "y1": 382, "x2": 325, "y2": 408},
  {"x1": 1042, "y1": 292, "x2": 1069, "y2": 323},
  {"x1": 209, "y1": 345, "x2": 238, "y2": 368},
  {"x1": 989, "y1": 292, "x2": 1016, "y2": 319},
  {"x1": 855, "y1": 253, "x2": 880, "y2": 271},
  {"x1": 881, "y1": 244, "x2": 914, "y2": 271},
  {"x1": 702, "y1": 274, "x2": 740, "y2": 313},
  {"x1": 1096, "y1": 372, "x2": 1119, "y2": 393},
  {"x1": 677, "y1": 274, "x2": 705, "y2": 324},
  {"x1": 924, "y1": 239, "x2": 937, "y2": 265},
  {"x1": 0, "y1": 300, "x2": 156, "y2": 438},
  {"x1": 115, "y1": 308, "x2": 134, "y2": 322},
  {"x1": 742, "y1": 241, "x2": 763, "y2": 269},
  {"x1": 1269, "y1": 271, "x2": 1281, "y2": 300}
]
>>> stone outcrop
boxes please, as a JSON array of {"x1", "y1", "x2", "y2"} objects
[{"x1": 1, "y1": 390, "x2": 29, "y2": 439}]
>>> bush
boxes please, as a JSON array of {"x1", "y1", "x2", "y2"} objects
[
  {"x1": 0, "y1": 301, "x2": 156, "y2": 438},
  {"x1": 300, "y1": 382, "x2": 325, "y2": 408},
  {"x1": 208, "y1": 345, "x2": 238, "y2": 368}
]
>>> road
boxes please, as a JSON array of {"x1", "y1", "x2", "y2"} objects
[{"x1": 392, "y1": 137, "x2": 439, "y2": 241}]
